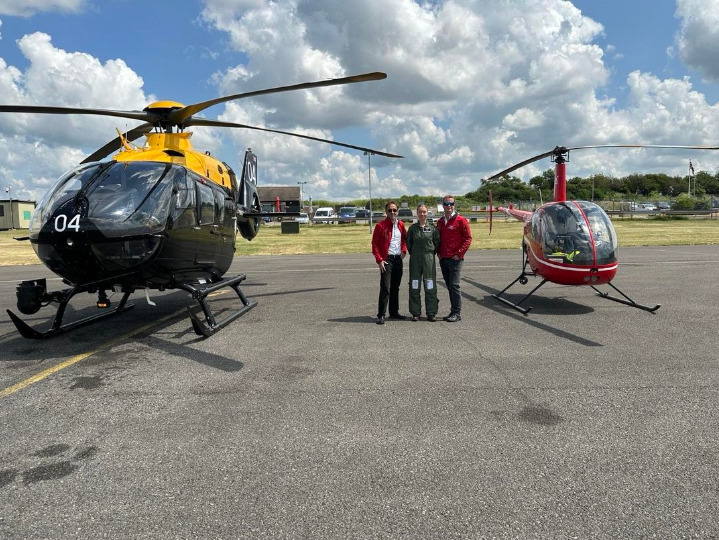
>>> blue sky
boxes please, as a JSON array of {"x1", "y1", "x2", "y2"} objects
[
  {"x1": 573, "y1": 0, "x2": 717, "y2": 103},
  {"x1": 2, "y1": 0, "x2": 719, "y2": 202},
  {"x1": 0, "y1": 1, "x2": 237, "y2": 104}
]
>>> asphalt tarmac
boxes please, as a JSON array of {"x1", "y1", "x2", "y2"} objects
[{"x1": 1, "y1": 245, "x2": 718, "y2": 539}]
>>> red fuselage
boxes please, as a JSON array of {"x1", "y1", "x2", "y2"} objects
[{"x1": 500, "y1": 200, "x2": 619, "y2": 286}]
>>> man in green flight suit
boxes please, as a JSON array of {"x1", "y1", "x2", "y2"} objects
[{"x1": 407, "y1": 204, "x2": 440, "y2": 321}]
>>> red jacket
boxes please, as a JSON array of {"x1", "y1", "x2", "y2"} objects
[
  {"x1": 371, "y1": 218, "x2": 408, "y2": 263},
  {"x1": 437, "y1": 213, "x2": 472, "y2": 259}
]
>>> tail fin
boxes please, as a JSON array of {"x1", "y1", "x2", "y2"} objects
[{"x1": 238, "y1": 149, "x2": 258, "y2": 206}]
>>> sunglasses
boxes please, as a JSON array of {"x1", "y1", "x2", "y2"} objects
[
  {"x1": 387, "y1": 208, "x2": 398, "y2": 213},
  {"x1": 443, "y1": 201, "x2": 455, "y2": 206}
]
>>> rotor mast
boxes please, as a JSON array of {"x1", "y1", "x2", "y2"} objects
[{"x1": 551, "y1": 147, "x2": 568, "y2": 202}]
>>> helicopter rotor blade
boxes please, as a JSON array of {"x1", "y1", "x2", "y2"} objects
[
  {"x1": 170, "y1": 72, "x2": 388, "y2": 125},
  {"x1": 0, "y1": 105, "x2": 152, "y2": 123},
  {"x1": 80, "y1": 122, "x2": 154, "y2": 163},
  {"x1": 486, "y1": 143, "x2": 719, "y2": 181},
  {"x1": 566, "y1": 143, "x2": 719, "y2": 151},
  {"x1": 485, "y1": 149, "x2": 558, "y2": 181},
  {"x1": 186, "y1": 118, "x2": 403, "y2": 159}
]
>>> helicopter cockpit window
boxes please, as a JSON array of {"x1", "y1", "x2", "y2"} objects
[
  {"x1": 83, "y1": 162, "x2": 180, "y2": 236},
  {"x1": 29, "y1": 163, "x2": 106, "y2": 233},
  {"x1": 540, "y1": 203, "x2": 593, "y2": 265},
  {"x1": 576, "y1": 201, "x2": 618, "y2": 265}
]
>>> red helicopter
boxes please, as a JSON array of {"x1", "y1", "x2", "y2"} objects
[{"x1": 486, "y1": 144, "x2": 717, "y2": 314}]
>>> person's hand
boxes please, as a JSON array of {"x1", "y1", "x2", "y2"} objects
[
  {"x1": 452, "y1": 255, "x2": 460, "y2": 260},
  {"x1": 401, "y1": 252, "x2": 406, "y2": 259},
  {"x1": 378, "y1": 260, "x2": 386, "y2": 273}
]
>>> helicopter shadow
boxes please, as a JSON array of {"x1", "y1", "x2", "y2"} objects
[
  {"x1": 328, "y1": 316, "x2": 382, "y2": 324},
  {"x1": 0, "y1": 290, "x2": 245, "y2": 370},
  {"x1": 140, "y1": 334, "x2": 244, "y2": 373},
  {"x1": 248, "y1": 287, "x2": 334, "y2": 299},
  {"x1": 459, "y1": 277, "x2": 602, "y2": 347}
]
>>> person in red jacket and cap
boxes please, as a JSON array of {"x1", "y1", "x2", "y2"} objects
[
  {"x1": 371, "y1": 200, "x2": 408, "y2": 325},
  {"x1": 436, "y1": 195, "x2": 472, "y2": 322}
]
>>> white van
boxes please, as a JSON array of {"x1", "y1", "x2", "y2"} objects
[{"x1": 313, "y1": 207, "x2": 337, "y2": 224}]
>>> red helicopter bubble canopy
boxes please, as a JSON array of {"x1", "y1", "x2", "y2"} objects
[{"x1": 535, "y1": 201, "x2": 618, "y2": 267}]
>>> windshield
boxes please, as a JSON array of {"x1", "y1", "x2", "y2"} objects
[
  {"x1": 576, "y1": 201, "x2": 618, "y2": 265},
  {"x1": 31, "y1": 161, "x2": 182, "y2": 237},
  {"x1": 540, "y1": 201, "x2": 618, "y2": 266},
  {"x1": 540, "y1": 202, "x2": 594, "y2": 265}
]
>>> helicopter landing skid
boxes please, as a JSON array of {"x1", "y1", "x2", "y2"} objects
[
  {"x1": 7, "y1": 288, "x2": 134, "y2": 340},
  {"x1": 492, "y1": 246, "x2": 544, "y2": 315},
  {"x1": 591, "y1": 282, "x2": 661, "y2": 313},
  {"x1": 180, "y1": 274, "x2": 257, "y2": 337},
  {"x1": 492, "y1": 273, "x2": 546, "y2": 315}
]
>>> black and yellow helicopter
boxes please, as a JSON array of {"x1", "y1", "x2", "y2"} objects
[{"x1": 2, "y1": 72, "x2": 401, "y2": 338}]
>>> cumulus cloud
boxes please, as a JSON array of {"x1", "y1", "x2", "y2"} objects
[{"x1": 674, "y1": 0, "x2": 719, "y2": 81}]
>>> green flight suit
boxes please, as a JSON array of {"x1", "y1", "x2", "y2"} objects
[{"x1": 407, "y1": 221, "x2": 440, "y2": 317}]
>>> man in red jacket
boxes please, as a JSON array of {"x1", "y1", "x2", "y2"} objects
[
  {"x1": 371, "y1": 200, "x2": 408, "y2": 325},
  {"x1": 437, "y1": 195, "x2": 472, "y2": 322}
]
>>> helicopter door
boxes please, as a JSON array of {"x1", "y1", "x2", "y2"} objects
[
  {"x1": 196, "y1": 179, "x2": 221, "y2": 266},
  {"x1": 168, "y1": 169, "x2": 201, "y2": 269}
]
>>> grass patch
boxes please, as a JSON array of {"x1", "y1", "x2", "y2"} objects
[{"x1": 2, "y1": 218, "x2": 718, "y2": 265}]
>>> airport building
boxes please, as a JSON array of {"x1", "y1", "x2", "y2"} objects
[{"x1": 0, "y1": 199, "x2": 36, "y2": 230}]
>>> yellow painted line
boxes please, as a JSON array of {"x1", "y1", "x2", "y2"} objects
[{"x1": 0, "y1": 307, "x2": 187, "y2": 399}]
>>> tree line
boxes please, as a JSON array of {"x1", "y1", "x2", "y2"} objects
[{"x1": 315, "y1": 168, "x2": 719, "y2": 211}]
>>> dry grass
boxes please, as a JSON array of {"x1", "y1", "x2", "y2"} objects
[{"x1": 2, "y1": 218, "x2": 718, "y2": 265}]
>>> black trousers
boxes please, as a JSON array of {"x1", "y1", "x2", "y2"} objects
[
  {"x1": 440, "y1": 257, "x2": 463, "y2": 315},
  {"x1": 377, "y1": 255, "x2": 403, "y2": 317}
]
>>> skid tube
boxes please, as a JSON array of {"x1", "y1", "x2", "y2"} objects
[
  {"x1": 179, "y1": 274, "x2": 257, "y2": 337},
  {"x1": 491, "y1": 245, "x2": 544, "y2": 315},
  {"x1": 591, "y1": 282, "x2": 661, "y2": 313},
  {"x1": 7, "y1": 286, "x2": 134, "y2": 340}
]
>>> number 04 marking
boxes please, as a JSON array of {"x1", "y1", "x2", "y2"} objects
[{"x1": 54, "y1": 214, "x2": 81, "y2": 232}]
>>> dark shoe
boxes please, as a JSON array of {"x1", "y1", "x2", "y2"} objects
[
  {"x1": 389, "y1": 314, "x2": 407, "y2": 320},
  {"x1": 426, "y1": 315, "x2": 436, "y2": 322},
  {"x1": 445, "y1": 313, "x2": 461, "y2": 322},
  {"x1": 411, "y1": 315, "x2": 419, "y2": 322},
  {"x1": 376, "y1": 316, "x2": 385, "y2": 325}
]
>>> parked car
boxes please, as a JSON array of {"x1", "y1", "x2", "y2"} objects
[
  {"x1": 397, "y1": 208, "x2": 414, "y2": 222},
  {"x1": 295, "y1": 212, "x2": 309, "y2": 224},
  {"x1": 355, "y1": 208, "x2": 370, "y2": 219},
  {"x1": 313, "y1": 207, "x2": 337, "y2": 224},
  {"x1": 338, "y1": 206, "x2": 357, "y2": 223},
  {"x1": 656, "y1": 202, "x2": 671, "y2": 210},
  {"x1": 372, "y1": 211, "x2": 385, "y2": 220}
]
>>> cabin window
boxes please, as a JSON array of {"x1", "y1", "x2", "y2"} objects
[
  {"x1": 172, "y1": 170, "x2": 196, "y2": 227},
  {"x1": 214, "y1": 189, "x2": 226, "y2": 224},
  {"x1": 175, "y1": 170, "x2": 195, "y2": 209},
  {"x1": 197, "y1": 182, "x2": 216, "y2": 225},
  {"x1": 531, "y1": 211, "x2": 540, "y2": 241}
]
